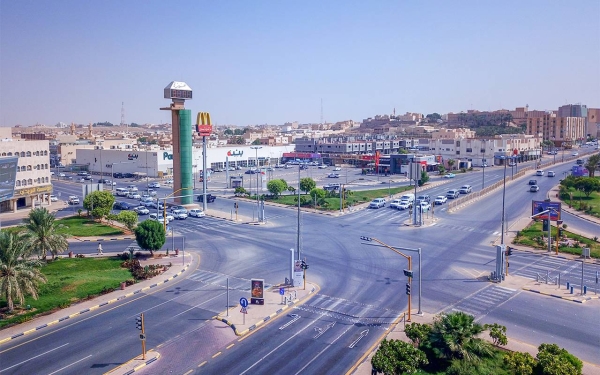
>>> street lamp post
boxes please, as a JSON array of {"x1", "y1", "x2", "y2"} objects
[
  {"x1": 482, "y1": 139, "x2": 486, "y2": 189},
  {"x1": 250, "y1": 146, "x2": 262, "y2": 221},
  {"x1": 500, "y1": 156, "x2": 508, "y2": 244},
  {"x1": 296, "y1": 164, "x2": 301, "y2": 260}
]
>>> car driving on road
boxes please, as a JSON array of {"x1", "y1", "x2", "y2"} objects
[
  {"x1": 369, "y1": 198, "x2": 386, "y2": 209},
  {"x1": 530, "y1": 185, "x2": 540, "y2": 192},
  {"x1": 434, "y1": 196, "x2": 447, "y2": 205},
  {"x1": 189, "y1": 209, "x2": 206, "y2": 217}
]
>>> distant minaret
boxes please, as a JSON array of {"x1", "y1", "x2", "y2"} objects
[
  {"x1": 88, "y1": 122, "x2": 93, "y2": 138},
  {"x1": 70, "y1": 122, "x2": 75, "y2": 135}
]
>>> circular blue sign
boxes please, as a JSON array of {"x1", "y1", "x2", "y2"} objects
[{"x1": 240, "y1": 297, "x2": 249, "y2": 307}]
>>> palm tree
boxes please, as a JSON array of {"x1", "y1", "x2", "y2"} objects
[
  {"x1": 447, "y1": 159, "x2": 456, "y2": 171},
  {"x1": 428, "y1": 311, "x2": 492, "y2": 361},
  {"x1": 22, "y1": 208, "x2": 69, "y2": 260},
  {"x1": 0, "y1": 232, "x2": 47, "y2": 312},
  {"x1": 585, "y1": 153, "x2": 600, "y2": 178}
]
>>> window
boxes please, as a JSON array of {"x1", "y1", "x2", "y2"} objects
[
  {"x1": 37, "y1": 178, "x2": 41, "y2": 183},
  {"x1": 7, "y1": 152, "x2": 12, "y2": 156},
  {"x1": 16, "y1": 181, "x2": 21, "y2": 187},
  {"x1": 45, "y1": 164, "x2": 48, "y2": 169},
  {"x1": 20, "y1": 152, "x2": 25, "y2": 157},
  {"x1": 28, "y1": 179, "x2": 32, "y2": 185},
  {"x1": 27, "y1": 165, "x2": 32, "y2": 171},
  {"x1": 466, "y1": 148, "x2": 473, "y2": 153},
  {"x1": 35, "y1": 151, "x2": 39, "y2": 156},
  {"x1": 26, "y1": 151, "x2": 31, "y2": 157},
  {"x1": 22, "y1": 179, "x2": 27, "y2": 186},
  {"x1": 1, "y1": 153, "x2": 5, "y2": 156},
  {"x1": 46, "y1": 177, "x2": 49, "y2": 183},
  {"x1": 44, "y1": 150, "x2": 48, "y2": 156}
]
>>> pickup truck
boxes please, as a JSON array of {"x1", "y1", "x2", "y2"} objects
[{"x1": 197, "y1": 194, "x2": 216, "y2": 203}]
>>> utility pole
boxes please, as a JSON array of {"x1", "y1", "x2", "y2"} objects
[{"x1": 297, "y1": 164, "x2": 301, "y2": 260}]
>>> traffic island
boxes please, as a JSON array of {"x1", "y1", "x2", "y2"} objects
[{"x1": 215, "y1": 283, "x2": 319, "y2": 336}]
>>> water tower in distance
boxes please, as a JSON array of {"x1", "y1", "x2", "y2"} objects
[{"x1": 161, "y1": 81, "x2": 193, "y2": 205}]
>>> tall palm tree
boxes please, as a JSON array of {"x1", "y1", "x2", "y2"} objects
[
  {"x1": 0, "y1": 232, "x2": 47, "y2": 312},
  {"x1": 22, "y1": 208, "x2": 69, "y2": 260},
  {"x1": 428, "y1": 311, "x2": 492, "y2": 361},
  {"x1": 447, "y1": 159, "x2": 456, "y2": 171},
  {"x1": 585, "y1": 153, "x2": 600, "y2": 178}
]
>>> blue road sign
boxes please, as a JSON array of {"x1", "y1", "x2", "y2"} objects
[
  {"x1": 240, "y1": 297, "x2": 249, "y2": 307},
  {"x1": 279, "y1": 287, "x2": 285, "y2": 295}
]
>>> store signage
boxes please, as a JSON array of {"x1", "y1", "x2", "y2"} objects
[
  {"x1": 15, "y1": 185, "x2": 53, "y2": 197},
  {"x1": 163, "y1": 152, "x2": 173, "y2": 160},
  {"x1": 227, "y1": 150, "x2": 244, "y2": 157}
]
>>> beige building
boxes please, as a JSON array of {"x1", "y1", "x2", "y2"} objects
[
  {"x1": 0, "y1": 127, "x2": 52, "y2": 213},
  {"x1": 526, "y1": 114, "x2": 586, "y2": 146}
]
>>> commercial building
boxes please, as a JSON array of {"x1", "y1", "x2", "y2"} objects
[
  {"x1": 0, "y1": 128, "x2": 52, "y2": 213},
  {"x1": 526, "y1": 114, "x2": 586, "y2": 146}
]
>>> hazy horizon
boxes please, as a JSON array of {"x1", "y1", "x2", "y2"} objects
[{"x1": 1, "y1": 0, "x2": 599, "y2": 127}]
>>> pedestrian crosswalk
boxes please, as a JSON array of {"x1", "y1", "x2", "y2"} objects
[
  {"x1": 170, "y1": 216, "x2": 240, "y2": 235},
  {"x1": 187, "y1": 269, "x2": 272, "y2": 292},
  {"x1": 340, "y1": 207, "x2": 412, "y2": 224},
  {"x1": 447, "y1": 285, "x2": 517, "y2": 319}
]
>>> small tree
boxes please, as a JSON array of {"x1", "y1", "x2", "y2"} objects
[
  {"x1": 574, "y1": 177, "x2": 600, "y2": 197},
  {"x1": 447, "y1": 159, "x2": 456, "y2": 171},
  {"x1": 267, "y1": 179, "x2": 287, "y2": 198},
  {"x1": 536, "y1": 343, "x2": 583, "y2": 375},
  {"x1": 584, "y1": 153, "x2": 599, "y2": 177},
  {"x1": 504, "y1": 352, "x2": 536, "y2": 375},
  {"x1": 418, "y1": 170, "x2": 429, "y2": 186},
  {"x1": 117, "y1": 211, "x2": 139, "y2": 231},
  {"x1": 309, "y1": 188, "x2": 327, "y2": 207},
  {"x1": 134, "y1": 220, "x2": 166, "y2": 257},
  {"x1": 287, "y1": 186, "x2": 296, "y2": 195},
  {"x1": 299, "y1": 177, "x2": 316, "y2": 194},
  {"x1": 83, "y1": 190, "x2": 115, "y2": 220},
  {"x1": 371, "y1": 339, "x2": 428, "y2": 375},
  {"x1": 234, "y1": 187, "x2": 247, "y2": 196},
  {"x1": 437, "y1": 165, "x2": 446, "y2": 175},
  {"x1": 484, "y1": 323, "x2": 508, "y2": 346},
  {"x1": 404, "y1": 322, "x2": 431, "y2": 347}
]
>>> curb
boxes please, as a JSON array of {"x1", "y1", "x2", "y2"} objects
[
  {"x1": 104, "y1": 351, "x2": 161, "y2": 375},
  {"x1": 522, "y1": 287, "x2": 589, "y2": 303},
  {"x1": 75, "y1": 237, "x2": 134, "y2": 242},
  {"x1": 214, "y1": 284, "x2": 319, "y2": 336},
  {"x1": 0, "y1": 263, "x2": 191, "y2": 346}
]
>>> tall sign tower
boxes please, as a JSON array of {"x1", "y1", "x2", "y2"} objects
[{"x1": 161, "y1": 81, "x2": 193, "y2": 205}]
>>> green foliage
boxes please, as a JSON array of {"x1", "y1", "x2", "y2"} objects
[
  {"x1": 504, "y1": 351, "x2": 536, "y2": 375},
  {"x1": 0, "y1": 232, "x2": 47, "y2": 312},
  {"x1": 224, "y1": 129, "x2": 233, "y2": 135},
  {"x1": 575, "y1": 177, "x2": 600, "y2": 197},
  {"x1": 54, "y1": 216, "x2": 124, "y2": 237},
  {"x1": 116, "y1": 211, "x2": 138, "y2": 231},
  {"x1": 309, "y1": 188, "x2": 328, "y2": 207},
  {"x1": 425, "y1": 113, "x2": 442, "y2": 122},
  {"x1": 287, "y1": 186, "x2": 296, "y2": 194},
  {"x1": 251, "y1": 138, "x2": 261, "y2": 145},
  {"x1": 447, "y1": 159, "x2": 456, "y2": 170},
  {"x1": 437, "y1": 165, "x2": 446, "y2": 175},
  {"x1": 428, "y1": 311, "x2": 492, "y2": 361},
  {"x1": 83, "y1": 190, "x2": 115, "y2": 219},
  {"x1": 235, "y1": 187, "x2": 248, "y2": 196},
  {"x1": 134, "y1": 220, "x2": 166, "y2": 256},
  {"x1": 584, "y1": 153, "x2": 599, "y2": 177},
  {"x1": 418, "y1": 170, "x2": 429, "y2": 186},
  {"x1": 22, "y1": 208, "x2": 69, "y2": 259},
  {"x1": 267, "y1": 179, "x2": 288, "y2": 197},
  {"x1": 371, "y1": 339, "x2": 428, "y2": 375},
  {"x1": 404, "y1": 322, "x2": 431, "y2": 347},
  {"x1": 299, "y1": 177, "x2": 316, "y2": 193},
  {"x1": 484, "y1": 323, "x2": 508, "y2": 346},
  {"x1": 475, "y1": 125, "x2": 523, "y2": 137},
  {"x1": 536, "y1": 343, "x2": 582, "y2": 375}
]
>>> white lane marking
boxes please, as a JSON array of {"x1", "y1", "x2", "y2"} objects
[
  {"x1": 279, "y1": 314, "x2": 301, "y2": 330},
  {"x1": 295, "y1": 323, "x2": 354, "y2": 375},
  {"x1": 495, "y1": 285, "x2": 517, "y2": 292},
  {"x1": 47, "y1": 354, "x2": 92, "y2": 375},
  {"x1": 0, "y1": 343, "x2": 69, "y2": 373},
  {"x1": 349, "y1": 329, "x2": 369, "y2": 349},
  {"x1": 239, "y1": 313, "x2": 323, "y2": 375},
  {"x1": 172, "y1": 290, "x2": 229, "y2": 318}
]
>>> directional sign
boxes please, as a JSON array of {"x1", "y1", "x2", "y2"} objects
[
  {"x1": 279, "y1": 287, "x2": 285, "y2": 295},
  {"x1": 240, "y1": 297, "x2": 249, "y2": 308},
  {"x1": 139, "y1": 333, "x2": 146, "y2": 340}
]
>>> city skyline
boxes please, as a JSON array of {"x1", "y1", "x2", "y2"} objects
[{"x1": 1, "y1": 0, "x2": 599, "y2": 127}]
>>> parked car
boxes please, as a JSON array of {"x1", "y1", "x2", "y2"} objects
[
  {"x1": 83, "y1": 175, "x2": 92, "y2": 180},
  {"x1": 369, "y1": 198, "x2": 386, "y2": 209},
  {"x1": 127, "y1": 192, "x2": 141, "y2": 199},
  {"x1": 117, "y1": 202, "x2": 134, "y2": 210},
  {"x1": 197, "y1": 194, "x2": 216, "y2": 203},
  {"x1": 459, "y1": 185, "x2": 472, "y2": 194},
  {"x1": 333, "y1": 167, "x2": 342, "y2": 171},
  {"x1": 165, "y1": 179, "x2": 174, "y2": 184},
  {"x1": 318, "y1": 165, "x2": 328, "y2": 169},
  {"x1": 134, "y1": 206, "x2": 150, "y2": 215},
  {"x1": 327, "y1": 173, "x2": 340, "y2": 178},
  {"x1": 148, "y1": 182, "x2": 161, "y2": 188},
  {"x1": 434, "y1": 196, "x2": 447, "y2": 205},
  {"x1": 245, "y1": 169, "x2": 257, "y2": 174},
  {"x1": 530, "y1": 185, "x2": 540, "y2": 192},
  {"x1": 547, "y1": 171, "x2": 556, "y2": 177},
  {"x1": 443, "y1": 173, "x2": 455, "y2": 179},
  {"x1": 528, "y1": 179, "x2": 538, "y2": 185},
  {"x1": 49, "y1": 195, "x2": 58, "y2": 202},
  {"x1": 77, "y1": 171, "x2": 89, "y2": 176},
  {"x1": 123, "y1": 173, "x2": 134, "y2": 178},
  {"x1": 189, "y1": 209, "x2": 206, "y2": 217},
  {"x1": 446, "y1": 190, "x2": 460, "y2": 199}
]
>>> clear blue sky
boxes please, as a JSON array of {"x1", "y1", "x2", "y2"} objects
[{"x1": 1, "y1": 0, "x2": 599, "y2": 127}]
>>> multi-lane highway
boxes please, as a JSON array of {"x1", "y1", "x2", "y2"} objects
[{"x1": 1, "y1": 150, "x2": 599, "y2": 374}]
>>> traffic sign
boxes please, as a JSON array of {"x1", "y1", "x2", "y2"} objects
[
  {"x1": 240, "y1": 297, "x2": 249, "y2": 307},
  {"x1": 139, "y1": 333, "x2": 146, "y2": 340},
  {"x1": 279, "y1": 287, "x2": 285, "y2": 295},
  {"x1": 240, "y1": 306, "x2": 248, "y2": 314}
]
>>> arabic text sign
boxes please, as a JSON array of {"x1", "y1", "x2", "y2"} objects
[{"x1": 532, "y1": 200, "x2": 561, "y2": 221}]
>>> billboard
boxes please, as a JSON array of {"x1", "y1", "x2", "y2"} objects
[
  {"x1": 0, "y1": 157, "x2": 19, "y2": 202},
  {"x1": 532, "y1": 200, "x2": 561, "y2": 221},
  {"x1": 251, "y1": 279, "x2": 264, "y2": 305}
]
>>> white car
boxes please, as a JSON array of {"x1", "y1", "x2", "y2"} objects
[
  {"x1": 327, "y1": 173, "x2": 340, "y2": 178},
  {"x1": 127, "y1": 192, "x2": 141, "y2": 199},
  {"x1": 174, "y1": 211, "x2": 188, "y2": 220},
  {"x1": 397, "y1": 201, "x2": 412, "y2": 210},
  {"x1": 170, "y1": 206, "x2": 187, "y2": 214},
  {"x1": 127, "y1": 185, "x2": 138, "y2": 192},
  {"x1": 165, "y1": 179, "x2": 174, "y2": 184},
  {"x1": 134, "y1": 206, "x2": 150, "y2": 215},
  {"x1": 164, "y1": 213, "x2": 174, "y2": 222},
  {"x1": 369, "y1": 198, "x2": 386, "y2": 209},
  {"x1": 572, "y1": 152, "x2": 579, "y2": 156},
  {"x1": 189, "y1": 209, "x2": 206, "y2": 217},
  {"x1": 58, "y1": 173, "x2": 66, "y2": 177},
  {"x1": 333, "y1": 167, "x2": 342, "y2": 171},
  {"x1": 389, "y1": 199, "x2": 404, "y2": 209},
  {"x1": 318, "y1": 165, "x2": 328, "y2": 169},
  {"x1": 49, "y1": 195, "x2": 58, "y2": 202},
  {"x1": 148, "y1": 182, "x2": 161, "y2": 188},
  {"x1": 419, "y1": 201, "x2": 431, "y2": 212},
  {"x1": 434, "y1": 196, "x2": 447, "y2": 205}
]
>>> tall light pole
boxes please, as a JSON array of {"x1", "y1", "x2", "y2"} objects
[
  {"x1": 250, "y1": 146, "x2": 262, "y2": 218},
  {"x1": 500, "y1": 156, "x2": 507, "y2": 244},
  {"x1": 297, "y1": 164, "x2": 301, "y2": 260},
  {"x1": 481, "y1": 139, "x2": 486, "y2": 189}
]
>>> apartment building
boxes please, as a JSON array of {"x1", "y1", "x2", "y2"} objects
[{"x1": 526, "y1": 114, "x2": 586, "y2": 146}]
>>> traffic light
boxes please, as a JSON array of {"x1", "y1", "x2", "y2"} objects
[
  {"x1": 136, "y1": 315, "x2": 142, "y2": 330},
  {"x1": 405, "y1": 283, "x2": 411, "y2": 295},
  {"x1": 507, "y1": 247, "x2": 513, "y2": 256},
  {"x1": 301, "y1": 260, "x2": 309, "y2": 270},
  {"x1": 559, "y1": 228, "x2": 563, "y2": 237}
]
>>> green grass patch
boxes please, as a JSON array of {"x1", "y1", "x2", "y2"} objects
[
  {"x1": 1, "y1": 216, "x2": 124, "y2": 237},
  {"x1": 0, "y1": 257, "x2": 132, "y2": 329},
  {"x1": 558, "y1": 179, "x2": 600, "y2": 218},
  {"x1": 514, "y1": 221, "x2": 600, "y2": 258},
  {"x1": 258, "y1": 185, "x2": 414, "y2": 211}
]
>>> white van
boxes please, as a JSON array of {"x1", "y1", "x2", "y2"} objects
[
  {"x1": 115, "y1": 188, "x2": 129, "y2": 196},
  {"x1": 127, "y1": 185, "x2": 138, "y2": 192},
  {"x1": 399, "y1": 194, "x2": 415, "y2": 203}
]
